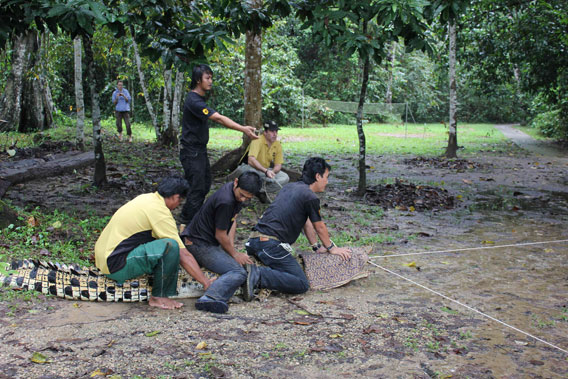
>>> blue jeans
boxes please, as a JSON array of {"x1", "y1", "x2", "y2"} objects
[
  {"x1": 245, "y1": 238, "x2": 309, "y2": 294},
  {"x1": 188, "y1": 243, "x2": 246, "y2": 303}
]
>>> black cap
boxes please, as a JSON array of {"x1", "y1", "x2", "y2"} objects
[{"x1": 263, "y1": 120, "x2": 279, "y2": 131}]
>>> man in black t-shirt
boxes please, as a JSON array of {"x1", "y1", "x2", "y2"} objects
[
  {"x1": 243, "y1": 157, "x2": 351, "y2": 300},
  {"x1": 181, "y1": 172, "x2": 262, "y2": 313},
  {"x1": 179, "y1": 64, "x2": 259, "y2": 225}
]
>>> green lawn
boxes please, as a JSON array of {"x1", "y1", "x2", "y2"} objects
[
  {"x1": 2, "y1": 118, "x2": 509, "y2": 158},
  {"x1": 209, "y1": 122, "x2": 509, "y2": 157}
]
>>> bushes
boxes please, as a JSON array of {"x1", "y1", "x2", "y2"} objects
[{"x1": 530, "y1": 109, "x2": 562, "y2": 139}]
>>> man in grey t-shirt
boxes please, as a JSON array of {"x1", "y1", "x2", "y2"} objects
[{"x1": 242, "y1": 157, "x2": 351, "y2": 300}]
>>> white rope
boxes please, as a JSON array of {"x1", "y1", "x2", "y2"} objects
[
  {"x1": 369, "y1": 239, "x2": 568, "y2": 260},
  {"x1": 368, "y1": 260, "x2": 568, "y2": 354}
]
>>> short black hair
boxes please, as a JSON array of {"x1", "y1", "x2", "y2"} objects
[
  {"x1": 301, "y1": 157, "x2": 331, "y2": 185},
  {"x1": 157, "y1": 176, "x2": 190, "y2": 198},
  {"x1": 190, "y1": 64, "x2": 213, "y2": 90},
  {"x1": 236, "y1": 171, "x2": 262, "y2": 195}
]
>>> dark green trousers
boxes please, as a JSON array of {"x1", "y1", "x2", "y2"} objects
[{"x1": 107, "y1": 238, "x2": 180, "y2": 297}]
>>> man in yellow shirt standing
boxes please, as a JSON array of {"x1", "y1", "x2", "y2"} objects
[
  {"x1": 94, "y1": 176, "x2": 213, "y2": 310},
  {"x1": 234, "y1": 120, "x2": 289, "y2": 203}
]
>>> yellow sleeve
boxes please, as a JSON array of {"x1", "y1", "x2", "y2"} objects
[
  {"x1": 274, "y1": 141, "x2": 284, "y2": 165},
  {"x1": 151, "y1": 214, "x2": 185, "y2": 250},
  {"x1": 248, "y1": 137, "x2": 262, "y2": 159}
]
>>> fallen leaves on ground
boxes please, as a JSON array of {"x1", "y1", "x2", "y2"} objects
[
  {"x1": 404, "y1": 157, "x2": 486, "y2": 170},
  {"x1": 364, "y1": 179, "x2": 454, "y2": 211}
]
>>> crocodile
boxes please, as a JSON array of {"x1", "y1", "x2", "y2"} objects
[
  {"x1": 0, "y1": 259, "x2": 219, "y2": 302},
  {"x1": 0, "y1": 248, "x2": 369, "y2": 302}
]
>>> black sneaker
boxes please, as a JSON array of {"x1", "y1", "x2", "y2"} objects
[
  {"x1": 242, "y1": 264, "x2": 256, "y2": 301},
  {"x1": 195, "y1": 295, "x2": 229, "y2": 313}
]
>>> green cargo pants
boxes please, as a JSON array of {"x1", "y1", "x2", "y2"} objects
[{"x1": 106, "y1": 238, "x2": 180, "y2": 297}]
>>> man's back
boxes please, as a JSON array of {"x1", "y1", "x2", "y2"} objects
[
  {"x1": 184, "y1": 182, "x2": 243, "y2": 246},
  {"x1": 254, "y1": 181, "x2": 321, "y2": 244},
  {"x1": 95, "y1": 192, "x2": 182, "y2": 274}
]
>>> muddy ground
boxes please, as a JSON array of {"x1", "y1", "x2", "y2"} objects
[{"x1": 1, "y1": 125, "x2": 567, "y2": 378}]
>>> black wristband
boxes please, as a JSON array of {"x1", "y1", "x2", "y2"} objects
[
  {"x1": 325, "y1": 241, "x2": 336, "y2": 252},
  {"x1": 311, "y1": 243, "x2": 321, "y2": 252}
]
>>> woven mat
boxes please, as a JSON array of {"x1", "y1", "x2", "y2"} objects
[{"x1": 301, "y1": 247, "x2": 369, "y2": 291}]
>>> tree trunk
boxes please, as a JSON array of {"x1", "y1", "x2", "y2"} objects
[
  {"x1": 356, "y1": 55, "x2": 370, "y2": 196},
  {"x1": 0, "y1": 31, "x2": 52, "y2": 132},
  {"x1": 73, "y1": 37, "x2": 86, "y2": 151},
  {"x1": 0, "y1": 34, "x2": 29, "y2": 131},
  {"x1": 0, "y1": 199, "x2": 21, "y2": 229},
  {"x1": 38, "y1": 32, "x2": 54, "y2": 130},
  {"x1": 211, "y1": 0, "x2": 263, "y2": 175},
  {"x1": 445, "y1": 20, "x2": 458, "y2": 158},
  {"x1": 243, "y1": 26, "x2": 263, "y2": 131},
  {"x1": 83, "y1": 35, "x2": 107, "y2": 187},
  {"x1": 131, "y1": 34, "x2": 159, "y2": 140},
  {"x1": 170, "y1": 70, "x2": 184, "y2": 147},
  {"x1": 160, "y1": 69, "x2": 177, "y2": 146},
  {"x1": 0, "y1": 151, "x2": 94, "y2": 185},
  {"x1": 385, "y1": 41, "x2": 397, "y2": 104}
]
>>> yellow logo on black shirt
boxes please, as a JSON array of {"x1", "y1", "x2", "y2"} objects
[{"x1": 203, "y1": 108, "x2": 209, "y2": 115}]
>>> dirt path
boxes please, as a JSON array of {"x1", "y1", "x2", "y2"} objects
[
  {"x1": 1, "y1": 131, "x2": 567, "y2": 378},
  {"x1": 494, "y1": 124, "x2": 567, "y2": 157}
]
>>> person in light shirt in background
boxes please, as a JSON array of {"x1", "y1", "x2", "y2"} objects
[{"x1": 111, "y1": 80, "x2": 132, "y2": 142}]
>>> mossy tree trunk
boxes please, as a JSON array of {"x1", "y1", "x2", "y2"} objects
[
  {"x1": 0, "y1": 31, "x2": 53, "y2": 133},
  {"x1": 83, "y1": 35, "x2": 107, "y2": 187},
  {"x1": 445, "y1": 20, "x2": 458, "y2": 158},
  {"x1": 211, "y1": 0, "x2": 262, "y2": 174}
]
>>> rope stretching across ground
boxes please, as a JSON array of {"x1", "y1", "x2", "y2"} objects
[{"x1": 368, "y1": 239, "x2": 568, "y2": 354}]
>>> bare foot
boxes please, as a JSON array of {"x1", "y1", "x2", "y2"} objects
[
  {"x1": 148, "y1": 296, "x2": 183, "y2": 309},
  {"x1": 118, "y1": 133, "x2": 123, "y2": 141},
  {"x1": 128, "y1": 136, "x2": 132, "y2": 143}
]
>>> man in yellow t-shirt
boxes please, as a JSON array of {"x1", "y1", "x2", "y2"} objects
[
  {"x1": 94, "y1": 176, "x2": 213, "y2": 310},
  {"x1": 234, "y1": 120, "x2": 289, "y2": 202}
]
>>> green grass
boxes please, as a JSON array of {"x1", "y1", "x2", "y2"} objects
[
  {"x1": 208, "y1": 122, "x2": 510, "y2": 157},
  {"x1": 0, "y1": 204, "x2": 109, "y2": 266},
  {"x1": 2, "y1": 116, "x2": 510, "y2": 158}
]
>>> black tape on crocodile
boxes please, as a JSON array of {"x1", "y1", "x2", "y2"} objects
[
  {"x1": 0, "y1": 248, "x2": 369, "y2": 302},
  {"x1": 0, "y1": 259, "x2": 218, "y2": 302}
]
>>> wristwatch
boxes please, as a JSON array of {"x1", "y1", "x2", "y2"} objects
[{"x1": 325, "y1": 240, "x2": 336, "y2": 252}]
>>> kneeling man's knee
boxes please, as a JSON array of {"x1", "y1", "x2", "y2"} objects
[
  {"x1": 298, "y1": 277, "x2": 310, "y2": 293},
  {"x1": 289, "y1": 275, "x2": 309, "y2": 294},
  {"x1": 162, "y1": 238, "x2": 180, "y2": 255}
]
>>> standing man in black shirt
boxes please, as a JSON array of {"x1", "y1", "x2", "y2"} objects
[
  {"x1": 181, "y1": 172, "x2": 262, "y2": 313},
  {"x1": 242, "y1": 157, "x2": 351, "y2": 300},
  {"x1": 179, "y1": 64, "x2": 259, "y2": 225}
]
